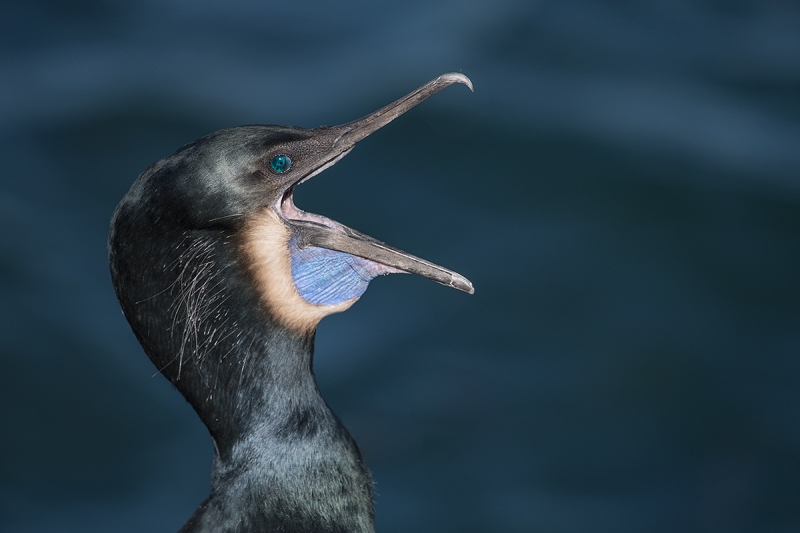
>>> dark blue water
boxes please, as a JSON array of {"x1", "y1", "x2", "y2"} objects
[{"x1": 2, "y1": 1, "x2": 799, "y2": 531}]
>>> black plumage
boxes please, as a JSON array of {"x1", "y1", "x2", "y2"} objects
[{"x1": 109, "y1": 74, "x2": 472, "y2": 532}]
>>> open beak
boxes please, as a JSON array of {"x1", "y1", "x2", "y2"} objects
[{"x1": 282, "y1": 73, "x2": 474, "y2": 295}]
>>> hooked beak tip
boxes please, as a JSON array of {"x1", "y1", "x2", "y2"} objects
[{"x1": 438, "y1": 72, "x2": 474, "y2": 93}]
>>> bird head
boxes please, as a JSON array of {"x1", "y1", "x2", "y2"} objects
[{"x1": 111, "y1": 73, "x2": 473, "y2": 340}]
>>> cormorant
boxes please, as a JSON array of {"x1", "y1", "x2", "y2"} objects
[{"x1": 109, "y1": 73, "x2": 473, "y2": 533}]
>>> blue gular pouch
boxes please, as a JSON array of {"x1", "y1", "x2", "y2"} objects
[{"x1": 289, "y1": 236, "x2": 392, "y2": 306}]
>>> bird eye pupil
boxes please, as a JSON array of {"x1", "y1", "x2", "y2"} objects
[{"x1": 270, "y1": 155, "x2": 291, "y2": 173}]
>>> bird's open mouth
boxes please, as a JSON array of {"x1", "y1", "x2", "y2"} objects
[
  {"x1": 270, "y1": 73, "x2": 475, "y2": 294},
  {"x1": 277, "y1": 148, "x2": 355, "y2": 234},
  {"x1": 279, "y1": 187, "x2": 345, "y2": 233},
  {"x1": 278, "y1": 165, "x2": 472, "y2": 294}
]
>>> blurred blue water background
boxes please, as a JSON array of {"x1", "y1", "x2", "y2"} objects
[{"x1": 1, "y1": 1, "x2": 799, "y2": 532}]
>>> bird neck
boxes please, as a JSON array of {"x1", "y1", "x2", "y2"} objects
[
  {"x1": 110, "y1": 227, "x2": 375, "y2": 532},
  {"x1": 182, "y1": 330, "x2": 376, "y2": 533}
]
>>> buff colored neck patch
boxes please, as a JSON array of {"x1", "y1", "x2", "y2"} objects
[{"x1": 242, "y1": 209, "x2": 357, "y2": 332}]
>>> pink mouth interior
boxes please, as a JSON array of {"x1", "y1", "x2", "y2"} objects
[
  {"x1": 278, "y1": 187, "x2": 402, "y2": 276},
  {"x1": 280, "y1": 188, "x2": 343, "y2": 229}
]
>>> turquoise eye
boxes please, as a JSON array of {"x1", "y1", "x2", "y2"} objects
[{"x1": 270, "y1": 154, "x2": 292, "y2": 173}]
